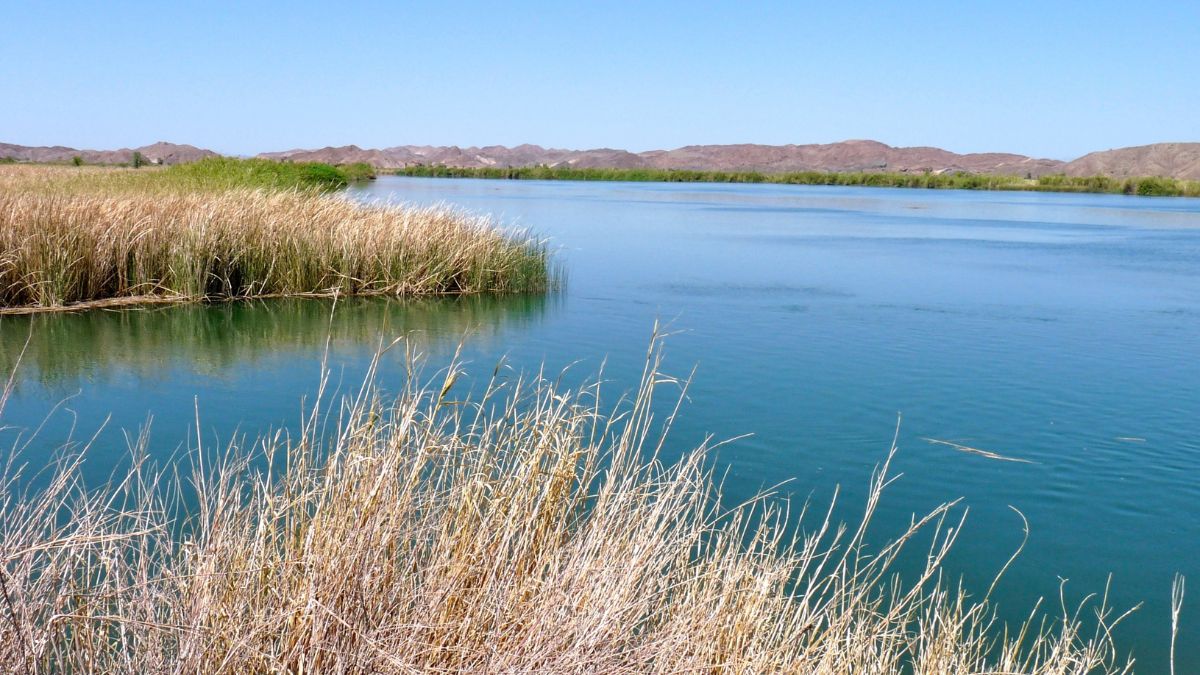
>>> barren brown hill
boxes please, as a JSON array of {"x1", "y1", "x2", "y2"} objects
[
  {"x1": 258, "y1": 140, "x2": 1066, "y2": 176},
  {"x1": 642, "y1": 140, "x2": 1065, "y2": 175},
  {"x1": 258, "y1": 144, "x2": 649, "y2": 170},
  {"x1": 258, "y1": 145, "x2": 401, "y2": 167},
  {"x1": 8, "y1": 139, "x2": 1200, "y2": 180},
  {"x1": 0, "y1": 141, "x2": 216, "y2": 165},
  {"x1": 1063, "y1": 143, "x2": 1200, "y2": 180}
]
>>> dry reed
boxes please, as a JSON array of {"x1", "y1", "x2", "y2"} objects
[
  {"x1": 0, "y1": 165, "x2": 553, "y2": 312},
  {"x1": 0, "y1": 335, "x2": 1132, "y2": 673}
]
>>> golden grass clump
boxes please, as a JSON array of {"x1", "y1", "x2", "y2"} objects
[
  {"x1": 0, "y1": 164, "x2": 553, "y2": 312},
  {"x1": 0, "y1": 338, "x2": 1131, "y2": 673}
]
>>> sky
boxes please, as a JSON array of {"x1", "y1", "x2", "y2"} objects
[{"x1": 2, "y1": 1, "x2": 1198, "y2": 160}]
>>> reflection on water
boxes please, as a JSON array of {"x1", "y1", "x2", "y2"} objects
[{"x1": 0, "y1": 294, "x2": 553, "y2": 390}]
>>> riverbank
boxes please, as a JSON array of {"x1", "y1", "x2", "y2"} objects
[
  {"x1": 0, "y1": 160, "x2": 553, "y2": 313},
  {"x1": 395, "y1": 164, "x2": 1200, "y2": 197},
  {"x1": 0, "y1": 339, "x2": 1133, "y2": 672}
]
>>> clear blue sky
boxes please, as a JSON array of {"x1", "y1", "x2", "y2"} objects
[{"x1": 3, "y1": 1, "x2": 1197, "y2": 159}]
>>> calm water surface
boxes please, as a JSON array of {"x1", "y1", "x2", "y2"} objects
[{"x1": 3, "y1": 178, "x2": 1198, "y2": 670}]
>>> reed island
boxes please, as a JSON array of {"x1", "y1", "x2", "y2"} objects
[{"x1": 0, "y1": 158, "x2": 553, "y2": 315}]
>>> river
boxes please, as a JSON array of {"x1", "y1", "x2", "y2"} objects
[{"x1": 3, "y1": 177, "x2": 1198, "y2": 670}]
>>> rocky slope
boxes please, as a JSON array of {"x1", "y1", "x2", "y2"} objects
[
  {"x1": 258, "y1": 140, "x2": 1066, "y2": 176},
  {"x1": 6, "y1": 140, "x2": 1200, "y2": 179},
  {"x1": 1063, "y1": 143, "x2": 1200, "y2": 180},
  {"x1": 257, "y1": 144, "x2": 648, "y2": 171},
  {"x1": 0, "y1": 141, "x2": 216, "y2": 165}
]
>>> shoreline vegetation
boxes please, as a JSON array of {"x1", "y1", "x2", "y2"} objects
[
  {"x1": 395, "y1": 164, "x2": 1200, "y2": 197},
  {"x1": 0, "y1": 338, "x2": 1137, "y2": 672},
  {"x1": 0, "y1": 160, "x2": 553, "y2": 314}
]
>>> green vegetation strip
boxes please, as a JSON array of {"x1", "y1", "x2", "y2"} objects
[
  {"x1": 397, "y1": 164, "x2": 1200, "y2": 197},
  {"x1": 163, "y1": 156, "x2": 362, "y2": 190}
]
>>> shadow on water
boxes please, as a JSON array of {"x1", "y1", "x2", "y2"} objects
[{"x1": 0, "y1": 293, "x2": 555, "y2": 392}]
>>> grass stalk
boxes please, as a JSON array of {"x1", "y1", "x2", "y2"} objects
[
  {"x1": 0, "y1": 164, "x2": 554, "y2": 312},
  {"x1": 0, "y1": 336, "x2": 1133, "y2": 673}
]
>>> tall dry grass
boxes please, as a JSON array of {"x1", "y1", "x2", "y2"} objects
[
  {"x1": 0, "y1": 337, "x2": 1132, "y2": 673},
  {"x1": 0, "y1": 165, "x2": 553, "y2": 311}
]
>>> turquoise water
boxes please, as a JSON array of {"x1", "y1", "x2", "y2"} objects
[{"x1": 3, "y1": 177, "x2": 1199, "y2": 670}]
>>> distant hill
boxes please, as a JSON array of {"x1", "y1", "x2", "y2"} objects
[
  {"x1": 1064, "y1": 143, "x2": 1200, "y2": 180},
  {"x1": 0, "y1": 141, "x2": 216, "y2": 165},
  {"x1": 257, "y1": 144, "x2": 650, "y2": 172},
  {"x1": 258, "y1": 140, "x2": 1067, "y2": 177},
  {"x1": 6, "y1": 139, "x2": 1200, "y2": 180}
]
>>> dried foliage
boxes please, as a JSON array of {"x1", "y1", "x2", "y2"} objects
[
  {"x1": 0, "y1": 338, "x2": 1131, "y2": 673},
  {"x1": 0, "y1": 165, "x2": 553, "y2": 312}
]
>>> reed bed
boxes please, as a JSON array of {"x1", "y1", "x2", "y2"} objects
[
  {"x1": 0, "y1": 164, "x2": 553, "y2": 312},
  {"x1": 398, "y1": 164, "x2": 1200, "y2": 197},
  {"x1": 0, "y1": 339, "x2": 1131, "y2": 673}
]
